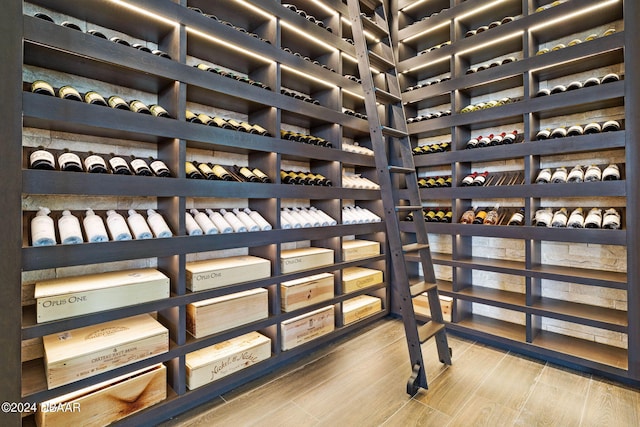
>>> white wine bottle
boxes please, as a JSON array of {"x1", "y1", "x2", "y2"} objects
[
  {"x1": 31, "y1": 80, "x2": 55, "y2": 96},
  {"x1": 109, "y1": 153, "x2": 132, "y2": 175},
  {"x1": 58, "y1": 85, "x2": 82, "y2": 101},
  {"x1": 309, "y1": 207, "x2": 337, "y2": 226},
  {"x1": 58, "y1": 210, "x2": 83, "y2": 244},
  {"x1": 602, "y1": 164, "x2": 620, "y2": 180},
  {"x1": 534, "y1": 208, "x2": 553, "y2": 227},
  {"x1": 551, "y1": 207, "x2": 568, "y2": 227},
  {"x1": 108, "y1": 95, "x2": 130, "y2": 110},
  {"x1": 83, "y1": 209, "x2": 109, "y2": 242},
  {"x1": 551, "y1": 167, "x2": 568, "y2": 183},
  {"x1": 84, "y1": 151, "x2": 108, "y2": 174},
  {"x1": 84, "y1": 91, "x2": 108, "y2": 106},
  {"x1": 280, "y1": 209, "x2": 300, "y2": 228},
  {"x1": 129, "y1": 100, "x2": 152, "y2": 114},
  {"x1": 243, "y1": 208, "x2": 272, "y2": 231},
  {"x1": 146, "y1": 209, "x2": 173, "y2": 238},
  {"x1": 567, "y1": 165, "x2": 584, "y2": 183},
  {"x1": 285, "y1": 208, "x2": 311, "y2": 227},
  {"x1": 602, "y1": 208, "x2": 621, "y2": 229},
  {"x1": 292, "y1": 207, "x2": 320, "y2": 227},
  {"x1": 29, "y1": 146, "x2": 56, "y2": 170},
  {"x1": 304, "y1": 207, "x2": 329, "y2": 226},
  {"x1": 130, "y1": 155, "x2": 153, "y2": 176},
  {"x1": 205, "y1": 209, "x2": 234, "y2": 233},
  {"x1": 127, "y1": 209, "x2": 153, "y2": 239},
  {"x1": 219, "y1": 209, "x2": 248, "y2": 232},
  {"x1": 507, "y1": 208, "x2": 525, "y2": 226},
  {"x1": 232, "y1": 208, "x2": 260, "y2": 231},
  {"x1": 58, "y1": 149, "x2": 83, "y2": 172},
  {"x1": 185, "y1": 212, "x2": 203, "y2": 236},
  {"x1": 567, "y1": 207, "x2": 584, "y2": 228},
  {"x1": 190, "y1": 208, "x2": 218, "y2": 235},
  {"x1": 584, "y1": 208, "x2": 602, "y2": 228},
  {"x1": 106, "y1": 210, "x2": 132, "y2": 240},
  {"x1": 150, "y1": 104, "x2": 172, "y2": 118},
  {"x1": 148, "y1": 157, "x2": 171, "y2": 177},
  {"x1": 31, "y1": 207, "x2": 56, "y2": 246},
  {"x1": 186, "y1": 161, "x2": 205, "y2": 179}
]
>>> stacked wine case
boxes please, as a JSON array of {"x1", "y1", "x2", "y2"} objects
[
  {"x1": 6, "y1": 1, "x2": 391, "y2": 425},
  {"x1": 394, "y1": 0, "x2": 639, "y2": 385}
]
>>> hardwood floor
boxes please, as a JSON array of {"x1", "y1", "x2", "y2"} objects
[{"x1": 159, "y1": 318, "x2": 640, "y2": 427}]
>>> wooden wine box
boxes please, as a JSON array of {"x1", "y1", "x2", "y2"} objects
[
  {"x1": 342, "y1": 295, "x2": 382, "y2": 325},
  {"x1": 36, "y1": 363, "x2": 166, "y2": 427},
  {"x1": 413, "y1": 294, "x2": 453, "y2": 322},
  {"x1": 280, "y1": 247, "x2": 334, "y2": 274},
  {"x1": 341, "y1": 239, "x2": 381, "y2": 261},
  {"x1": 186, "y1": 255, "x2": 271, "y2": 292},
  {"x1": 43, "y1": 314, "x2": 169, "y2": 389},
  {"x1": 341, "y1": 267, "x2": 384, "y2": 293},
  {"x1": 186, "y1": 288, "x2": 268, "y2": 338},
  {"x1": 280, "y1": 305, "x2": 335, "y2": 351},
  {"x1": 34, "y1": 268, "x2": 170, "y2": 323},
  {"x1": 280, "y1": 273, "x2": 334, "y2": 312},
  {"x1": 185, "y1": 331, "x2": 271, "y2": 390}
]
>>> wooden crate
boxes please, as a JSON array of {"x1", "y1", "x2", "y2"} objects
[
  {"x1": 280, "y1": 247, "x2": 334, "y2": 274},
  {"x1": 341, "y1": 267, "x2": 383, "y2": 293},
  {"x1": 36, "y1": 363, "x2": 166, "y2": 427},
  {"x1": 186, "y1": 288, "x2": 268, "y2": 338},
  {"x1": 185, "y1": 331, "x2": 271, "y2": 390},
  {"x1": 35, "y1": 269, "x2": 170, "y2": 323},
  {"x1": 413, "y1": 294, "x2": 453, "y2": 322},
  {"x1": 186, "y1": 255, "x2": 271, "y2": 292},
  {"x1": 341, "y1": 239, "x2": 381, "y2": 261},
  {"x1": 343, "y1": 295, "x2": 382, "y2": 325},
  {"x1": 43, "y1": 314, "x2": 168, "y2": 389},
  {"x1": 281, "y1": 305, "x2": 335, "y2": 351},
  {"x1": 281, "y1": 273, "x2": 334, "y2": 312}
]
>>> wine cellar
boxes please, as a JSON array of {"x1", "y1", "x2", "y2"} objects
[{"x1": 1, "y1": 0, "x2": 639, "y2": 425}]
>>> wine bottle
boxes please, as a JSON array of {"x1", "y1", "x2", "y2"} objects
[
  {"x1": 84, "y1": 91, "x2": 108, "y2": 106},
  {"x1": 313, "y1": 173, "x2": 332, "y2": 186},
  {"x1": 534, "y1": 208, "x2": 553, "y2": 227},
  {"x1": 285, "y1": 208, "x2": 312, "y2": 227},
  {"x1": 185, "y1": 161, "x2": 205, "y2": 179},
  {"x1": 602, "y1": 164, "x2": 620, "y2": 180},
  {"x1": 473, "y1": 209, "x2": 488, "y2": 224},
  {"x1": 34, "y1": 12, "x2": 55, "y2": 23},
  {"x1": 292, "y1": 207, "x2": 321, "y2": 227},
  {"x1": 146, "y1": 209, "x2": 173, "y2": 238},
  {"x1": 602, "y1": 208, "x2": 621, "y2": 229},
  {"x1": 584, "y1": 208, "x2": 602, "y2": 228},
  {"x1": 110, "y1": 36, "x2": 130, "y2": 46},
  {"x1": 460, "y1": 207, "x2": 476, "y2": 224},
  {"x1": 219, "y1": 208, "x2": 247, "y2": 232},
  {"x1": 205, "y1": 209, "x2": 234, "y2": 233},
  {"x1": 132, "y1": 43, "x2": 152, "y2": 53},
  {"x1": 108, "y1": 95, "x2": 130, "y2": 110},
  {"x1": 58, "y1": 149, "x2": 83, "y2": 172},
  {"x1": 244, "y1": 208, "x2": 272, "y2": 230},
  {"x1": 29, "y1": 146, "x2": 56, "y2": 170},
  {"x1": 58, "y1": 210, "x2": 83, "y2": 244},
  {"x1": 566, "y1": 125, "x2": 584, "y2": 137},
  {"x1": 127, "y1": 209, "x2": 153, "y2": 239},
  {"x1": 58, "y1": 85, "x2": 82, "y2": 101},
  {"x1": 461, "y1": 172, "x2": 478, "y2": 186},
  {"x1": 442, "y1": 210, "x2": 453, "y2": 223},
  {"x1": 584, "y1": 165, "x2": 602, "y2": 182},
  {"x1": 250, "y1": 167, "x2": 271, "y2": 183},
  {"x1": 535, "y1": 168, "x2": 551, "y2": 184},
  {"x1": 185, "y1": 212, "x2": 203, "y2": 236},
  {"x1": 130, "y1": 155, "x2": 153, "y2": 176},
  {"x1": 567, "y1": 165, "x2": 584, "y2": 183},
  {"x1": 303, "y1": 207, "x2": 328, "y2": 226},
  {"x1": 551, "y1": 167, "x2": 568, "y2": 183},
  {"x1": 507, "y1": 209, "x2": 525, "y2": 226},
  {"x1": 152, "y1": 49, "x2": 172, "y2": 59},
  {"x1": 483, "y1": 205, "x2": 500, "y2": 225},
  {"x1": 564, "y1": 207, "x2": 583, "y2": 228},
  {"x1": 472, "y1": 171, "x2": 489, "y2": 186},
  {"x1": 84, "y1": 151, "x2": 108, "y2": 174},
  {"x1": 190, "y1": 209, "x2": 218, "y2": 235},
  {"x1": 583, "y1": 122, "x2": 602, "y2": 134},
  {"x1": 150, "y1": 104, "x2": 172, "y2": 118},
  {"x1": 210, "y1": 164, "x2": 234, "y2": 181},
  {"x1": 31, "y1": 207, "x2": 56, "y2": 246},
  {"x1": 434, "y1": 177, "x2": 447, "y2": 187},
  {"x1": 106, "y1": 210, "x2": 132, "y2": 240},
  {"x1": 148, "y1": 157, "x2": 171, "y2": 177},
  {"x1": 83, "y1": 209, "x2": 109, "y2": 242},
  {"x1": 234, "y1": 165, "x2": 260, "y2": 182},
  {"x1": 280, "y1": 170, "x2": 298, "y2": 184},
  {"x1": 107, "y1": 153, "x2": 131, "y2": 175},
  {"x1": 601, "y1": 73, "x2": 620, "y2": 84},
  {"x1": 602, "y1": 120, "x2": 621, "y2": 132},
  {"x1": 280, "y1": 209, "x2": 300, "y2": 228},
  {"x1": 551, "y1": 207, "x2": 568, "y2": 227},
  {"x1": 309, "y1": 207, "x2": 337, "y2": 226},
  {"x1": 129, "y1": 100, "x2": 152, "y2": 114},
  {"x1": 186, "y1": 110, "x2": 204, "y2": 124},
  {"x1": 232, "y1": 208, "x2": 260, "y2": 231},
  {"x1": 87, "y1": 29, "x2": 108, "y2": 39},
  {"x1": 31, "y1": 80, "x2": 55, "y2": 96},
  {"x1": 536, "y1": 129, "x2": 551, "y2": 140},
  {"x1": 213, "y1": 117, "x2": 238, "y2": 130},
  {"x1": 550, "y1": 127, "x2": 567, "y2": 138}
]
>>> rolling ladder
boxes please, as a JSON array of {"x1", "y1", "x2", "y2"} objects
[{"x1": 345, "y1": 0, "x2": 452, "y2": 395}]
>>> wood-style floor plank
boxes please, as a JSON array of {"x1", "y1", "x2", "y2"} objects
[
  {"x1": 382, "y1": 399, "x2": 452, "y2": 427},
  {"x1": 581, "y1": 379, "x2": 640, "y2": 427},
  {"x1": 447, "y1": 394, "x2": 519, "y2": 427},
  {"x1": 514, "y1": 382, "x2": 584, "y2": 427}
]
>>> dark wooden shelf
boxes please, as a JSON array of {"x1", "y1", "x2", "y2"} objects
[
  {"x1": 530, "y1": 297, "x2": 627, "y2": 332},
  {"x1": 452, "y1": 313, "x2": 526, "y2": 343},
  {"x1": 454, "y1": 285, "x2": 526, "y2": 311}
]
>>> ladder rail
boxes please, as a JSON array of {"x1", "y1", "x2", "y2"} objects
[{"x1": 346, "y1": 0, "x2": 451, "y2": 395}]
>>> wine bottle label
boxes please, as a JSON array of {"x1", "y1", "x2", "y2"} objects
[
  {"x1": 58, "y1": 152, "x2": 82, "y2": 169},
  {"x1": 130, "y1": 158, "x2": 149, "y2": 172},
  {"x1": 196, "y1": 163, "x2": 213, "y2": 175},
  {"x1": 109, "y1": 156, "x2": 129, "y2": 170},
  {"x1": 130, "y1": 100, "x2": 151, "y2": 114},
  {"x1": 150, "y1": 105, "x2": 170, "y2": 117},
  {"x1": 31, "y1": 80, "x2": 55, "y2": 96},
  {"x1": 150, "y1": 160, "x2": 170, "y2": 175},
  {"x1": 212, "y1": 165, "x2": 230, "y2": 179},
  {"x1": 108, "y1": 96, "x2": 128, "y2": 109},
  {"x1": 84, "y1": 154, "x2": 107, "y2": 170},
  {"x1": 460, "y1": 210, "x2": 475, "y2": 224},
  {"x1": 535, "y1": 169, "x2": 551, "y2": 183},
  {"x1": 535, "y1": 210, "x2": 553, "y2": 226},
  {"x1": 461, "y1": 175, "x2": 476, "y2": 185},
  {"x1": 252, "y1": 168, "x2": 268, "y2": 179},
  {"x1": 508, "y1": 212, "x2": 524, "y2": 225},
  {"x1": 30, "y1": 150, "x2": 55, "y2": 168},
  {"x1": 84, "y1": 91, "x2": 107, "y2": 105}
]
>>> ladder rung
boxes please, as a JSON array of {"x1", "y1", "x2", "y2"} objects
[
  {"x1": 410, "y1": 281, "x2": 438, "y2": 298},
  {"x1": 374, "y1": 87, "x2": 402, "y2": 104},
  {"x1": 388, "y1": 165, "x2": 415, "y2": 174},
  {"x1": 395, "y1": 205, "x2": 423, "y2": 212},
  {"x1": 368, "y1": 50, "x2": 395, "y2": 72},
  {"x1": 402, "y1": 242, "x2": 430, "y2": 253},
  {"x1": 381, "y1": 126, "x2": 408, "y2": 138},
  {"x1": 418, "y1": 321, "x2": 446, "y2": 344}
]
